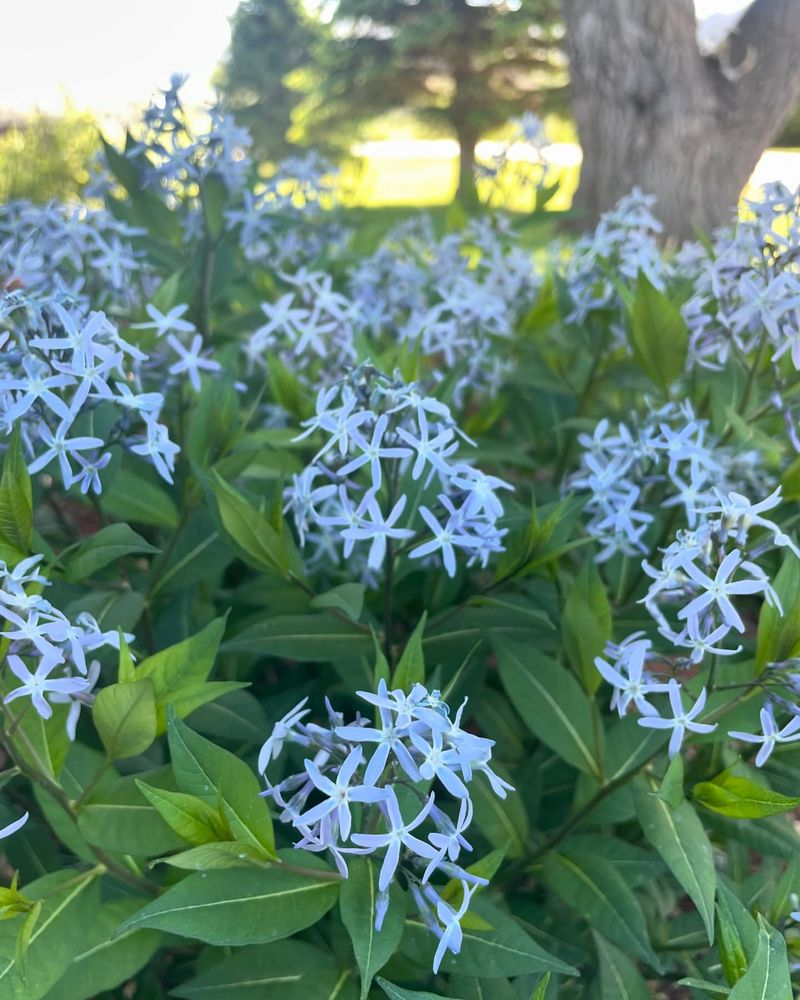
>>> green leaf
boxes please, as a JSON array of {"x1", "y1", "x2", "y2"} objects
[
  {"x1": 469, "y1": 769, "x2": 528, "y2": 859},
  {"x1": 44, "y1": 897, "x2": 162, "y2": 1000},
  {"x1": 340, "y1": 858, "x2": 406, "y2": 999},
  {"x1": 119, "y1": 866, "x2": 340, "y2": 945},
  {"x1": 392, "y1": 612, "x2": 427, "y2": 689},
  {"x1": 170, "y1": 940, "x2": 341, "y2": 999},
  {"x1": 377, "y1": 979, "x2": 453, "y2": 1000},
  {"x1": 76, "y1": 773, "x2": 186, "y2": 857},
  {"x1": 310, "y1": 583, "x2": 365, "y2": 621},
  {"x1": 694, "y1": 771, "x2": 800, "y2": 818},
  {"x1": 755, "y1": 554, "x2": 800, "y2": 670},
  {"x1": 541, "y1": 851, "x2": 661, "y2": 970},
  {"x1": 0, "y1": 869, "x2": 100, "y2": 999},
  {"x1": 627, "y1": 270, "x2": 688, "y2": 392},
  {"x1": 135, "y1": 617, "x2": 227, "y2": 731},
  {"x1": 0, "y1": 425, "x2": 32, "y2": 552},
  {"x1": 402, "y1": 895, "x2": 576, "y2": 978},
  {"x1": 167, "y1": 709, "x2": 276, "y2": 857},
  {"x1": 93, "y1": 679, "x2": 157, "y2": 759},
  {"x1": 495, "y1": 636, "x2": 603, "y2": 778},
  {"x1": 717, "y1": 881, "x2": 759, "y2": 987},
  {"x1": 102, "y1": 467, "x2": 179, "y2": 528},
  {"x1": 677, "y1": 978, "x2": 730, "y2": 997},
  {"x1": 594, "y1": 933, "x2": 650, "y2": 1000},
  {"x1": 210, "y1": 471, "x2": 290, "y2": 576},
  {"x1": 562, "y1": 557, "x2": 611, "y2": 693},
  {"x1": 658, "y1": 753, "x2": 685, "y2": 810},
  {"x1": 633, "y1": 777, "x2": 716, "y2": 944},
  {"x1": 64, "y1": 523, "x2": 158, "y2": 582},
  {"x1": 153, "y1": 842, "x2": 268, "y2": 870},
  {"x1": 202, "y1": 172, "x2": 228, "y2": 241},
  {"x1": 224, "y1": 613, "x2": 373, "y2": 661},
  {"x1": 135, "y1": 781, "x2": 227, "y2": 845},
  {"x1": 728, "y1": 916, "x2": 792, "y2": 999}
]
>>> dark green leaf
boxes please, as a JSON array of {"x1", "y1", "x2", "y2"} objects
[
  {"x1": 633, "y1": 777, "x2": 716, "y2": 943},
  {"x1": 627, "y1": 271, "x2": 688, "y2": 392},
  {"x1": 224, "y1": 613, "x2": 373, "y2": 661},
  {"x1": 64, "y1": 523, "x2": 158, "y2": 582},
  {"x1": 119, "y1": 867, "x2": 340, "y2": 945},
  {"x1": 728, "y1": 916, "x2": 792, "y2": 999},
  {"x1": 594, "y1": 932, "x2": 650, "y2": 1000},
  {"x1": 340, "y1": 858, "x2": 406, "y2": 999},
  {"x1": 562, "y1": 557, "x2": 611, "y2": 694},
  {"x1": 392, "y1": 612, "x2": 427, "y2": 689},
  {"x1": 495, "y1": 637, "x2": 602, "y2": 778}
]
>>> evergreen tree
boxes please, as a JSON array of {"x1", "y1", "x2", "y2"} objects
[
  {"x1": 302, "y1": 0, "x2": 564, "y2": 206},
  {"x1": 218, "y1": 0, "x2": 317, "y2": 160}
]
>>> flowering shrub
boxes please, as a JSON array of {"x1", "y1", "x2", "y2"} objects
[{"x1": 2, "y1": 80, "x2": 800, "y2": 998}]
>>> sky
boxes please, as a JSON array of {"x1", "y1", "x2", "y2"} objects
[
  {"x1": 1, "y1": 0, "x2": 755, "y2": 120},
  {"x1": 0, "y1": 0, "x2": 240, "y2": 119}
]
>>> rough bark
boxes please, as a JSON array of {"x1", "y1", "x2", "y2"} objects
[{"x1": 562, "y1": 0, "x2": 800, "y2": 239}]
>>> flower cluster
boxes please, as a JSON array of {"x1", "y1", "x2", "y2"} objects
[
  {"x1": 572, "y1": 401, "x2": 766, "y2": 561},
  {"x1": 0, "y1": 555, "x2": 127, "y2": 737},
  {"x1": 558, "y1": 188, "x2": 668, "y2": 330},
  {"x1": 243, "y1": 270, "x2": 356, "y2": 375},
  {"x1": 0, "y1": 199, "x2": 148, "y2": 313},
  {"x1": 595, "y1": 487, "x2": 800, "y2": 762},
  {"x1": 259, "y1": 680, "x2": 512, "y2": 973},
  {"x1": 0, "y1": 298, "x2": 180, "y2": 490},
  {"x1": 349, "y1": 214, "x2": 538, "y2": 400},
  {"x1": 285, "y1": 366, "x2": 511, "y2": 580}
]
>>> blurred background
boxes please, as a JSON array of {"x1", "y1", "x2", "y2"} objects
[{"x1": 2, "y1": 0, "x2": 799, "y2": 234}]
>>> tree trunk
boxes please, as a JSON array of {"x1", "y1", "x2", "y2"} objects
[
  {"x1": 562, "y1": 0, "x2": 800, "y2": 239},
  {"x1": 455, "y1": 124, "x2": 479, "y2": 210}
]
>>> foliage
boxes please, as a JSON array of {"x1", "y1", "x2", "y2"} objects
[
  {"x1": 217, "y1": 0, "x2": 318, "y2": 160},
  {"x1": 0, "y1": 110, "x2": 99, "y2": 204},
  {"x1": 1, "y1": 77, "x2": 800, "y2": 998}
]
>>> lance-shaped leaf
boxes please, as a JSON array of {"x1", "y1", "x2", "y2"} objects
[
  {"x1": 93, "y1": 680, "x2": 157, "y2": 760},
  {"x1": 495, "y1": 636, "x2": 603, "y2": 778},
  {"x1": 633, "y1": 777, "x2": 716, "y2": 944},
  {"x1": 118, "y1": 867, "x2": 340, "y2": 945},
  {"x1": 340, "y1": 858, "x2": 407, "y2": 999}
]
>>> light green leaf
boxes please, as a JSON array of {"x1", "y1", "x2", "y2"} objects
[
  {"x1": 694, "y1": 771, "x2": 800, "y2": 818},
  {"x1": 118, "y1": 867, "x2": 340, "y2": 945},
  {"x1": 135, "y1": 617, "x2": 227, "y2": 731},
  {"x1": 93, "y1": 680, "x2": 157, "y2": 760},
  {"x1": 135, "y1": 781, "x2": 227, "y2": 845},
  {"x1": 717, "y1": 881, "x2": 759, "y2": 987},
  {"x1": 728, "y1": 916, "x2": 792, "y2": 999},
  {"x1": 633, "y1": 777, "x2": 716, "y2": 943},
  {"x1": 0, "y1": 425, "x2": 32, "y2": 552},
  {"x1": 495, "y1": 636, "x2": 602, "y2": 778},
  {"x1": 167, "y1": 709, "x2": 275, "y2": 857},
  {"x1": 153, "y1": 842, "x2": 268, "y2": 870},
  {"x1": 64, "y1": 523, "x2": 158, "y2": 582},
  {"x1": 627, "y1": 270, "x2": 688, "y2": 392},
  {"x1": 340, "y1": 858, "x2": 406, "y2": 1000},
  {"x1": 392, "y1": 612, "x2": 427, "y2": 689}
]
